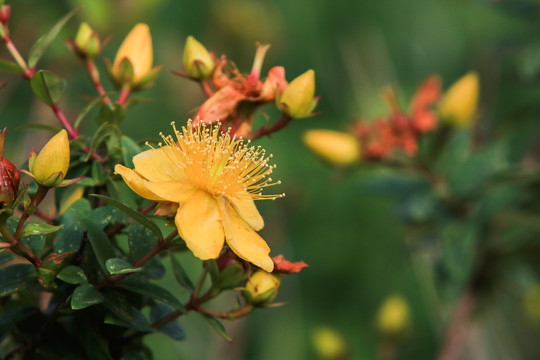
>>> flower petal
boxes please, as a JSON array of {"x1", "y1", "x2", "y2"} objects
[
  {"x1": 145, "y1": 181, "x2": 197, "y2": 203},
  {"x1": 226, "y1": 193, "x2": 264, "y2": 231},
  {"x1": 114, "y1": 164, "x2": 165, "y2": 201},
  {"x1": 219, "y1": 198, "x2": 273, "y2": 272},
  {"x1": 133, "y1": 148, "x2": 183, "y2": 182},
  {"x1": 175, "y1": 190, "x2": 224, "y2": 260}
]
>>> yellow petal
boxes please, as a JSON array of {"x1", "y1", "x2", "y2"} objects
[
  {"x1": 114, "y1": 23, "x2": 153, "y2": 81},
  {"x1": 114, "y1": 164, "x2": 164, "y2": 201},
  {"x1": 219, "y1": 198, "x2": 273, "y2": 272},
  {"x1": 133, "y1": 148, "x2": 182, "y2": 182},
  {"x1": 144, "y1": 181, "x2": 196, "y2": 203},
  {"x1": 175, "y1": 190, "x2": 224, "y2": 260},
  {"x1": 226, "y1": 193, "x2": 264, "y2": 231}
]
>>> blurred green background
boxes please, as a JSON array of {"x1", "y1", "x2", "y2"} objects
[{"x1": 2, "y1": 0, "x2": 540, "y2": 359}]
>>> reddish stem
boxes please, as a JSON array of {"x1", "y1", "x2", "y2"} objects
[
  {"x1": 248, "y1": 115, "x2": 292, "y2": 139},
  {"x1": 201, "y1": 81, "x2": 214, "y2": 98},
  {"x1": 51, "y1": 104, "x2": 79, "y2": 139},
  {"x1": 2, "y1": 30, "x2": 34, "y2": 79},
  {"x1": 117, "y1": 86, "x2": 131, "y2": 105},
  {"x1": 85, "y1": 60, "x2": 112, "y2": 104}
]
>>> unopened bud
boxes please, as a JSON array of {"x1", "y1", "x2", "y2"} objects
[
  {"x1": 0, "y1": 5, "x2": 10, "y2": 25},
  {"x1": 376, "y1": 295, "x2": 410, "y2": 336},
  {"x1": 183, "y1": 36, "x2": 215, "y2": 80},
  {"x1": 277, "y1": 69, "x2": 318, "y2": 118},
  {"x1": 0, "y1": 129, "x2": 19, "y2": 208},
  {"x1": 29, "y1": 130, "x2": 70, "y2": 187},
  {"x1": 525, "y1": 284, "x2": 540, "y2": 323},
  {"x1": 109, "y1": 23, "x2": 160, "y2": 90},
  {"x1": 74, "y1": 22, "x2": 101, "y2": 59},
  {"x1": 244, "y1": 270, "x2": 281, "y2": 306},
  {"x1": 438, "y1": 72, "x2": 479, "y2": 128},
  {"x1": 303, "y1": 130, "x2": 360, "y2": 166}
]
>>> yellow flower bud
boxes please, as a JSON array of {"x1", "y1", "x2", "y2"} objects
[
  {"x1": 75, "y1": 22, "x2": 92, "y2": 50},
  {"x1": 438, "y1": 72, "x2": 479, "y2": 128},
  {"x1": 183, "y1": 36, "x2": 215, "y2": 80},
  {"x1": 303, "y1": 130, "x2": 360, "y2": 166},
  {"x1": 311, "y1": 326, "x2": 347, "y2": 360},
  {"x1": 278, "y1": 69, "x2": 318, "y2": 118},
  {"x1": 112, "y1": 23, "x2": 156, "y2": 88},
  {"x1": 244, "y1": 270, "x2": 282, "y2": 305},
  {"x1": 525, "y1": 284, "x2": 540, "y2": 323},
  {"x1": 376, "y1": 295, "x2": 410, "y2": 336},
  {"x1": 74, "y1": 22, "x2": 101, "y2": 59},
  {"x1": 29, "y1": 130, "x2": 70, "y2": 187}
]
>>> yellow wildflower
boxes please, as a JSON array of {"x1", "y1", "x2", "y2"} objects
[{"x1": 115, "y1": 121, "x2": 283, "y2": 272}]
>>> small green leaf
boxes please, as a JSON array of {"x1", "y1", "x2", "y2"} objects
[
  {"x1": 21, "y1": 234, "x2": 46, "y2": 254},
  {"x1": 0, "y1": 264, "x2": 37, "y2": 297},
  {"x1": 103, "y1": 292, "x2": 153, "y2": 332},
  {"x1": 121, "y1": 135, "x2": 142, "y2": 168},
  {"x1": 22, "y1": 222, "x2": 63, "y2": 237},
  {"x1": 27, "y1": 7, "x2": 81, "y2": 68},
  {"x1": 127, "y1": 224, "x2": 165, "y2": 279},
  {"x1": 75, "y1": 96, "x2": 111, "y2": 129},
  {"x1": 91, "y1": 194, "x2": 163, "y2": 241},
  {"x1": 80, "y1": 217, "x2": 117, "y2": 276},
  {"x1": 80, "y1": 327, "x2": 114, "y2": 360},
  {"x1": 15, "y1": 123, "x2": 61, "y2": 133},
  {"x1": 150, "y1": 304, "x2": 186, "y2": 341},
  {"x1": 105, "y1": 258, "x2": 141, "y2": 275},
  {"x1": 0, "y1": 59, "x2": 23, "y2": 74},
  {"x1": 201, "y1": 314, "x2": 232, "y2": 342},
  {"x1": 71, "y1": 284, "x2": 104, "y2": 310},
  {"x1": 57, "y1": 265, "x2": 88, "y2": 285},
  {"x1": 30, "y1": 70, "x2": 67, "y2": 105},
  {"x1": 54, "y1": 198, "x2": 91, "y2": 254},
  {"x1": 217, "y1": 264, "x2": 244, "y2": 290},
  {"x1": 0, "y1": 252, "x2": 15, "y2": 266},
  {"x1": 207, "y1": 259, "x2": 220, "y2": 286},
  {"x1": 170, "y1": 254, "x2": 194, "y2": 291},
  {"x1": 117, "y1": 278, "x2": 186, "y2": 312}
]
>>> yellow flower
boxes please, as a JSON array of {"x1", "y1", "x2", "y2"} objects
[
  {"x1": 438, "y1": 72, "x2": 479, "y2": 128},
  {"x1": 303, "y1": 129, "x2": 360, "y2": 166},
  {"x1": 376, "y1": 294, "x2": 410, "y2": 335},
  {"x1": 115, "y1": 121, "x2": 283, "y2": 272}
]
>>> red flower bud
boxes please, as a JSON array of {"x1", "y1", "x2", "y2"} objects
[
  {"x1": 0, "y1": 5, "x2": 11, "y2": 25},
  {"x1": 0, "y1": 129, "x2": 20, "y2": 207}
]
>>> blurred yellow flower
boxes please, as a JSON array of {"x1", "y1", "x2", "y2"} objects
[
  {"x1": 438, "y1": 72, "x2": 479, "y2": 128},
  {"x1": 311, "y1": 326, "x2": 348, "y2": 360},
  {"x1": 303, "y1": 130, "x2": 360, "y2": 166},
  {"x1": 115, "y1": 121, "x2": 283, "y2": 272},
  {"x1": 376, "y1": 294, "x2": 410, "y2": 335}
]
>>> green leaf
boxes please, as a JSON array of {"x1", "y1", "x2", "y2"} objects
[
  {"x1": 207, "y1": 259, "x2": 220, "y2": 286},
  {"x1": 117, "y1": 277, "x2": 186, "y2": 312},
  {"x1": 91, "y1": 194, "x2": 162, "y2": 240},
  {"x1": 86, "y1": 123, "x2": 121, "y2": 160},
  {"x1": 88, "y1": 205, "x2": 129, "y2": 229},
  {"x1": 30, "y1": 70, "x2": 67, "y2": 105},
  {"x1": 27, "y1": 7, "x2": 81, "y2": 68},
  {"x1": 71, "y1": 284, "x2": 104, "y2": 310},
  {"x1": 201, "y1": 314, "x2": 232, "y2": 342},
  {"x1": 127, "y1": 224, "x2": 165, "y2": 279},
  {"x1": 103, "y1": 292, "x2": 154, "y2": 332},
  {"x1": 0, "y1": 264, "x2": 37, "y2": 297},
  {"x1": 105, "y1": 258, "x2": 141, "y2": 275},
  {"x1": 21, "y1": 234, "x2": 46, "y2": 254},
  {"x1": 15, "y1": 123, "x2": 61, "y2": 133},
  {"x1": 22, "y1": 222, "x2": 63, "y2": 237},
  {"x1": 75, "y1": 96, "x2": 111, "y2": 129},
  {"x1": 170, "y1": 254, "x2": 194, "y2": 291},
  {"x1": 0, "y1": 59, "x2": 23, "y2": 74},
  {"x1": 80, "y1": 217, "x2": 116, "y2": 276},
  {"x1": 150, "y1": 304, "x2": 186, "y2": 341},
  {"x1": 121, "y1": 135, "x2": 142, "y2": 168},
  {"x1": 57, "y1": 265, "x2": 88, "y2": 285},
  {"x1": 0, "y1": 252, "x2": 15, "y2": 266},
  {"x1": 217, "y1": 264, "x2": 244, "y2": 290},
  {"x1": 54, "y1": 198, "x2": 91, "y2": 254}
]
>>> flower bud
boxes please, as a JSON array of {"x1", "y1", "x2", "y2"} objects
[
  {"x1": 311, "y1": 326, "x2": 348, "y2": 360},
  {"x1": 525, "y1": 283, "x2": 540, "y2": 323},
  {"x1": 29, "y1": 130, "x2": 70, "y2": 187},
  {"x1": 0, "y1": 129, "x2": 19, "y2": 208},
  {"x1": 376, "y1": 295, "x2": 410, "y2": 336},
  {"x1": 277, "y1": 69, "x2": 318, "y2": 118},
  {"x1": 74, "y1": 22, "x2": 101, "y2": 59},
  {"x1": 183, "y1": 36, "x2": 215, "y2": 80},
  {"x1": 303, "y1": 130, "x2": 360, "y2": 166},
  {"x1": 0, "y1": 5, "x2": 10, "y2": 25},
  {"x1": 244, "y1": 270, "x2": 282, "y2": 306},
  {"x1": 438, "y1": 72, "x2": 479, "y2": 128},
  {"x1": 110, "y1": 23, "x2": 160, "y2": 89}
]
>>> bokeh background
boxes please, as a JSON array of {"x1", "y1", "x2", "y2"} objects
[{"x1": 2, "y1": 0, "x2": 540, "y2": 359}]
